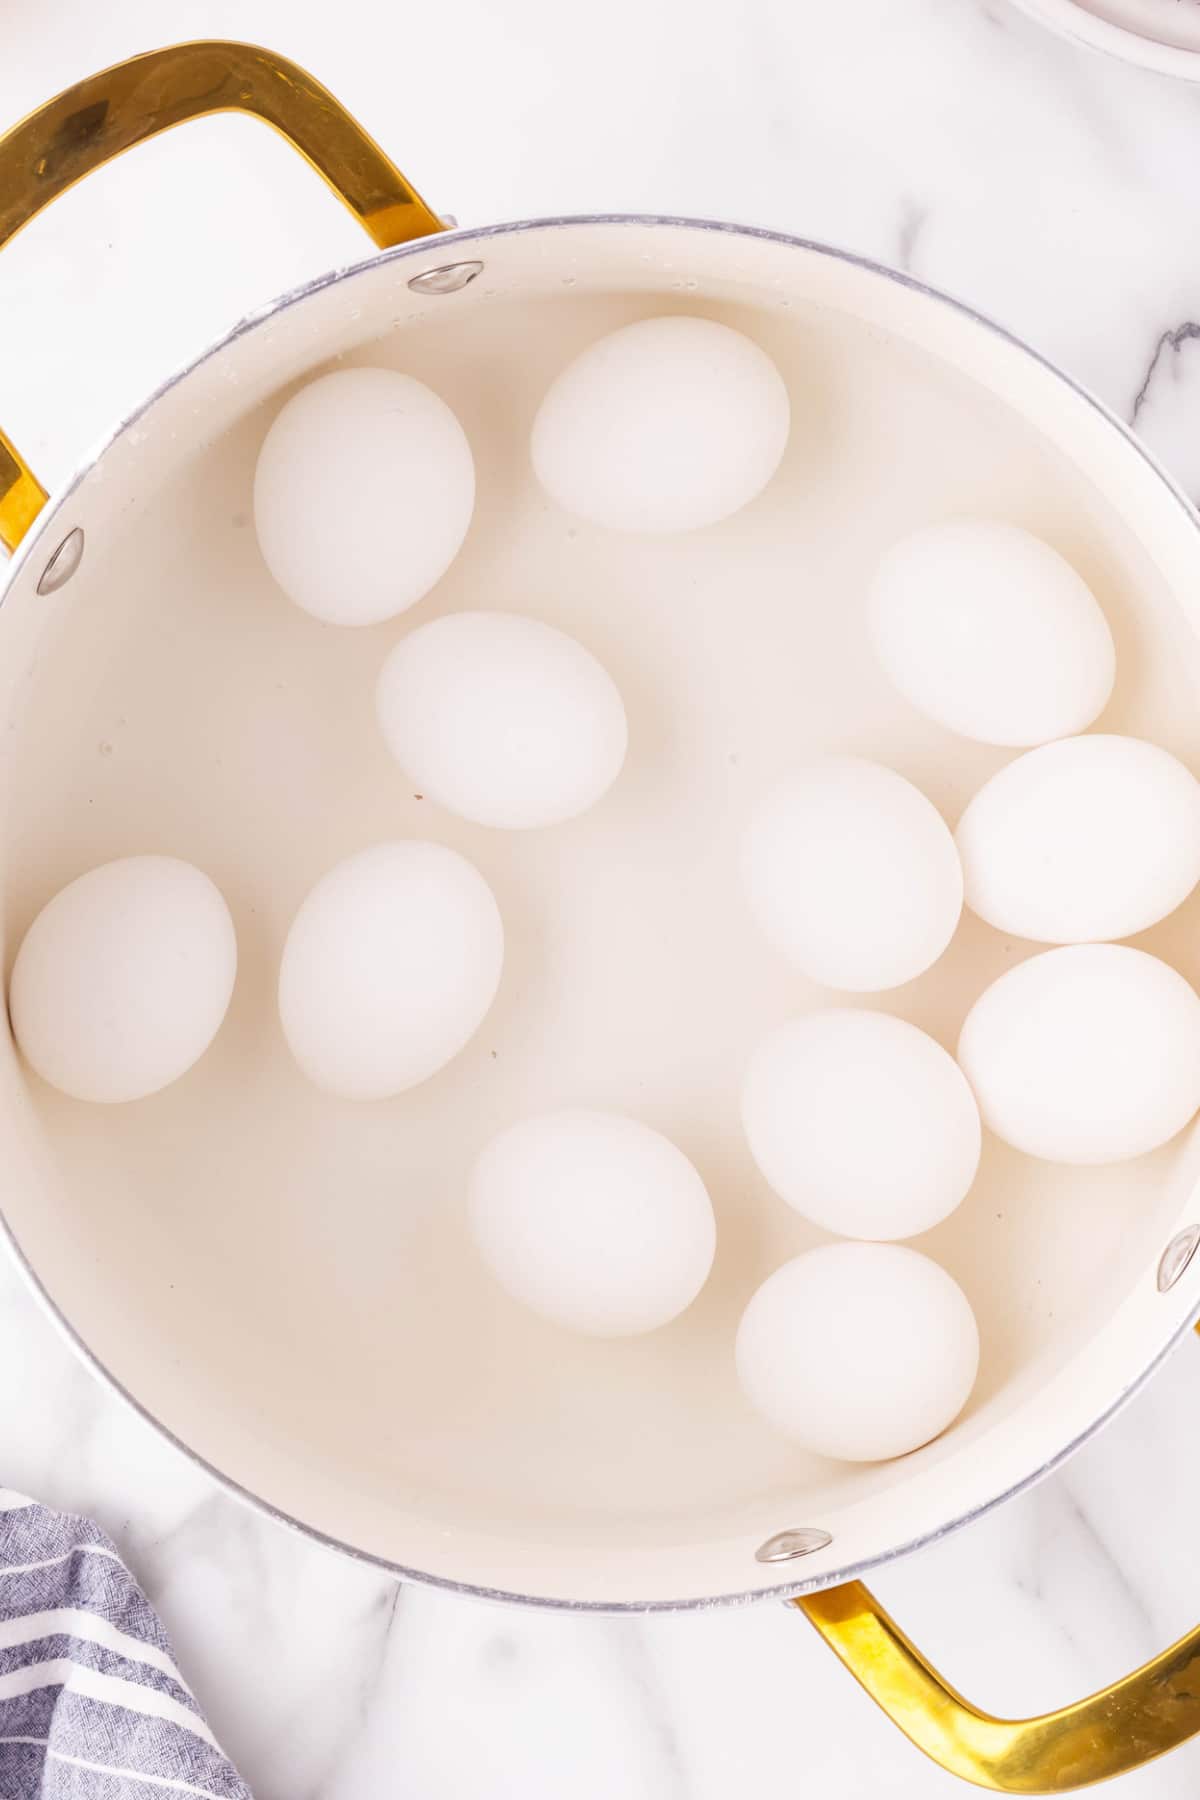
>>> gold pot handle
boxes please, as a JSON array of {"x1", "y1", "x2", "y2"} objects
[
  {"x1": 797, "y1": 1335, "x2": 1200, "y2": 1800},
  {"x1": 0, "y1": 39, "x2": 445, "y2": 554}
]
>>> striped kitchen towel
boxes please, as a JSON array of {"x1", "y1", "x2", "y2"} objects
[{"x1": 0, "y1": 1487, "x2": 251, "y2": 1798}]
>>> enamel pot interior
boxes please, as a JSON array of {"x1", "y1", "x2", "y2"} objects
[{"x1": 3, "y1": 218, "x2": 1200, "y2": 1609}]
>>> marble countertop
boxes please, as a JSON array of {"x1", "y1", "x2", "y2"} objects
[{"x1": 5, "y1": 1, "x2": 1200, "y2": 1794}]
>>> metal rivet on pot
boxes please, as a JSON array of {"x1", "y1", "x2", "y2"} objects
[
  {"x1": 754, "y1": 1527, "x2": 833, "y2": 1565},
  {"x1": 407, "y1": 260, "x2": 484, "y2": 296},
  {"x1": 1157, "y1": 1224, "x2": 1200, "y2": 1293},
  {"x1": 37, "y1": 526, "x2": 84, "y2": 596}
]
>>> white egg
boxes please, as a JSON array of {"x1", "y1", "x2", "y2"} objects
[
  {"x1": 10, "y1": 856, "x2": 237, "y2": 1104},
  {"x1": 376, "y1": 611, "x2": 628, "y2": 829},
  {"x1": 254, "y1": 368, "x2": 475, "y2": 627},
  {"x1": 869, "y1": 521, "x2": 1115, "y2": 747},
  {"x1": 957, "y1": 734, "x2": 1200, "y2": 944},
  {"x1": 531, "y1": 316, "x2": 790, "y2": 533},
  {"x1": 279, "y1": 841, "x2": 503, "y2": 1100},
  {"x1": 468, "y1": 1109, "x2": 716, "y2": 1336},
  {"x1": 741, "y1": 757, "x2": 962, "y2": 991},
  {"x1": 741, "y1": 1010, "x2": 981, "y2": 1240},
  {"x1": 735, "y1": 1243, "x2": 979, "y2": 1460},
  {"x1": 958, "y1": 945, "x2": 1200, "y2": 1164}
]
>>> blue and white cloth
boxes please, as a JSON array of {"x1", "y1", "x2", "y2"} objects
[{"x1": 0, "y1": 1488, "x2": 250, "y2": 1798}]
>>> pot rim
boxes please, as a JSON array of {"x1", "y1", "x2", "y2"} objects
[{"x1": 3, "y1": 210, "x2": 1199, "y2": 1612}]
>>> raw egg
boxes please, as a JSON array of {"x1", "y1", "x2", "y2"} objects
[
  {"x1": 956, "y1": 734, "x2": 1200, "y2": 943},
  {"x1": 254, "y1": 368, "x2": 475, "y2": 627},
  {"x1": 736, "y1": 1243, "x2": 979, "y2": 1460},
  {"x1": 10, "y1": 856, "x2": 237, "y2": 1104},
  {"x1": 468, "y1": 1108, "x2": 716, "y2": 1336},
  {"x1": 958, "y1": 944, "x2": 1200, "y2": 1163},
  {"x1": 531, "y1": 316, "x2": 790, "y2": 533},
  {"x1": 376, "y1": 611, "x2": 628, "y2": 828},
  {"x1": 741, "y1": 1010, "x2": 981, "y2": 1239},
  {"x1": 279, "y1": 841, "x2": 503, "y2": 1100},
  {"x1": 869, "y1": 521, "x2": 1115, "y2": 746},
  {"x1": 741, "y1": 757, "x2": 962, "y2": 991}
]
